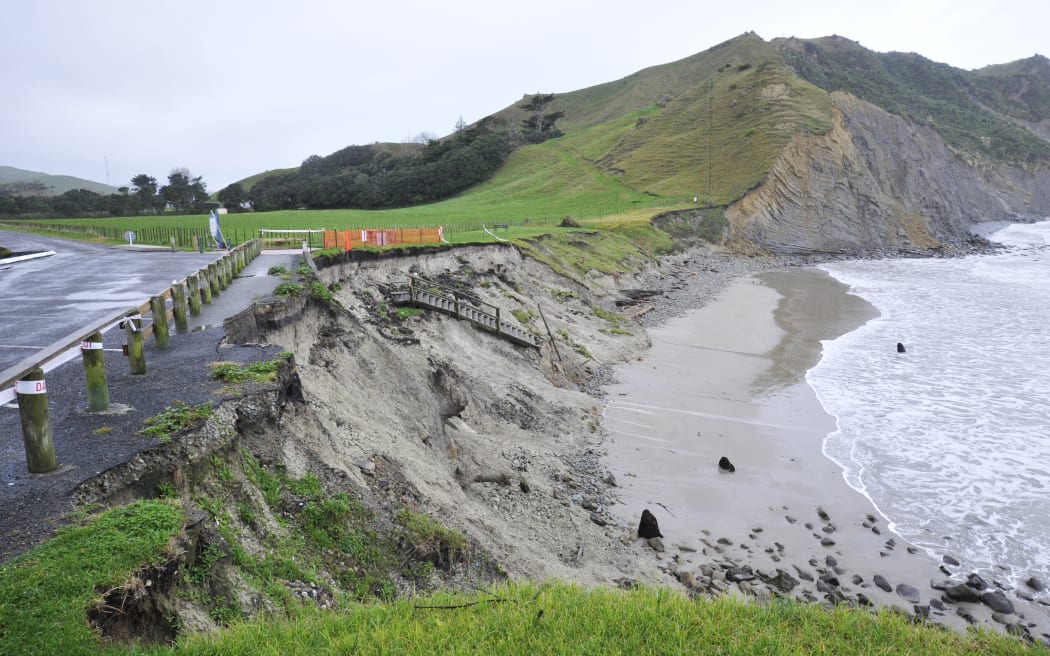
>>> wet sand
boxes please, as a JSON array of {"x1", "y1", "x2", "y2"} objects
[{"x1": 602, "y1": 268, "x2": 1050, "y2": 638}]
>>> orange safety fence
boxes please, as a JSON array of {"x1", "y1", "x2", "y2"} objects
[{"x1": 323, "y1": 227, "x2": 445, "y2": 251}]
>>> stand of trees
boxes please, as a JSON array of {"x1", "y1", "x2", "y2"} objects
[
  {"x1": 0, "y1": 169, "x2": 209, "y2": 218},
  {"x1": 224, "y1": 95, "x2": 565, "y2": 212},
  {"x1": 244, "y1": 120, "x2": 512, "y2": 212}
]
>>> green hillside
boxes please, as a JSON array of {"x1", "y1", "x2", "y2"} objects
[
  {"x1": 774, "y1": 36, "x2": 1050, "y2": 164},
  {"x1": 229, "y1": 33, "x2": 836, "y2": 216},
  {"x1": 0, "y1": 166, "x2": 117, "y2": 196}
]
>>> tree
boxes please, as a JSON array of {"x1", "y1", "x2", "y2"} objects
[
  {"x1": 217, "y1": 182, "x2": 246, "y2": 211},
  {"x1": 518, "y1": 93, "x2": 564, "y2": 143},
  {"x1": 160, "y1": 168, "x2": 208, "y2": 212},
  {"x1": 455, "y1": 116, "x2": 467, "y2": 131},
  {"x1": 130, "y1": 174, "x2": 159, "y2": 212}
]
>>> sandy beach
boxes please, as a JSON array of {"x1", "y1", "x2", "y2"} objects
[{"x1": 602, "y1": 267, "x2": 1050, "y2": 638}]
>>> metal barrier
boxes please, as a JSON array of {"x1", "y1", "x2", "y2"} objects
[{"x1": 0, "y1": 239, "x2": 262, "y2": 473}]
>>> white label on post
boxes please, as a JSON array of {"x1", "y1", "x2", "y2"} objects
[
  {"x1": 16, "y1": 380, "x2": 47, "y2": 395},
  {"x1": 80, "y1": 341, "x2": 104, "y2": 350}
]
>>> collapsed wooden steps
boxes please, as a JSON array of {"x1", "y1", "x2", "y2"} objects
[{"x1": 390, "y1": 276, "x2": 539, "y2": 348}]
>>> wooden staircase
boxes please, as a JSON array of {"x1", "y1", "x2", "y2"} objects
[{"x1": 390, "y1": 276, "x2": 539, "y2": 348}]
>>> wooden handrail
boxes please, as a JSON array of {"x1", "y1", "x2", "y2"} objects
[
  {"x1": 0, "y1": 238, "x2": 260, "y2": 390},
  {"x1": 0, "y1": 305, "x2": 138, "y2": 390}
]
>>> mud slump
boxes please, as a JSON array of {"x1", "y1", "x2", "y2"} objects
[{"x1": 76, "y1": 244, "x2": 678, "y2": 645}]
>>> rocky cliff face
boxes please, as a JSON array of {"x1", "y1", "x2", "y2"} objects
[{"x1": 726, "y1": 92, "x2": 1050, "y2": 255}]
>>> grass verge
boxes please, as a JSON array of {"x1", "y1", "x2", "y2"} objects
[
  {"x1": 0, "y1": 500, "x2": 182, "y2": 656},
  {"x1": 159, "y1": 582, "x2": 1046, "y2": 655}
]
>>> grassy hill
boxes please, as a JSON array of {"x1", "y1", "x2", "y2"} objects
[
  {"x1": 6, "y1": 33, "x2": 1049, "y2": 248},
  {"x1": 774, "y1": 36, "x2": 1050, "y2": 164},
  {"x1": 0, "y1": 166, "x2": 117, "y2": 196}
]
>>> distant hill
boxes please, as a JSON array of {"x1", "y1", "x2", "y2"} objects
[
  {"x1": 235, "y1": 32, "x2": 1050, "y2": 208},
  {"x1": 0, "y1": 166, "x2": 118, "y2": 196},
  {"x1": 226, "y1": 32, "x2": 1050, "y2": 254}
]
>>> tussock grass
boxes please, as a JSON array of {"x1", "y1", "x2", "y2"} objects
[{"x1": 157, "y1": 582, "x2": 1046, "y2": 656}]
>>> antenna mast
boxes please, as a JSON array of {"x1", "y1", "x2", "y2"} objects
[{"x1": 104, "y1": 155, "x2": 110, "y2": 186}]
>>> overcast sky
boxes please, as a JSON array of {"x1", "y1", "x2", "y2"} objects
[{"x1": 2, "y1": 0, "x2": 1046, "y2": 192}]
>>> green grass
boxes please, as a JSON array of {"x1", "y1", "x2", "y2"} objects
[
  {"x1": 0, "y1": 500, "x2": 182, "y2": 656},
  {"x1": 209, "y1": 357, "x2": 283, "y2": 384},
  {"x1": 151, "y1": 581, "x2": 1046, "y2": 656},
  {"x1": 140, "y1": 401, "x2": 214, "y2": 443}
]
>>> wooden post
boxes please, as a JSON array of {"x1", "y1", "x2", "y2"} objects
[
  {"x1": 172, "y1": 282, "x2": 189, "y2": 333},
  {"x1": 225, "y1": 256, "x2": 234, "y2": 283},
  {"x1": 495, "y1": 307, "x2": 502, "y2": 340},
  {"x1": 17, "y1": 368, "x2": 56, "y2": 473},
  {"x1": 201, "y1": 268, "x2": 214, "y2": 304},
  {"x1": 409, "y1": 276, "x2": 417, "y2": 303},
  {"x1": 81, "y1": 331, "x2": 109, "y2": 412},
  {"x1": 150, "y1": 295, "x2": 170, "y2": 349},
  {"x1": 537, "y1": 305, "x2": 562, "y2": 362},
  {"x1": 209, "y1": 262, "x2": 222, "y2": 296},
  {"x1": 126, "y1": 314, "x2": 146, "y2": 375},
  {"x1": 187, "y1": 273, "x2": 202, "y2": 316},
  {"x1": 218, "y1": 259, "x2": 229, "y2": 290}
]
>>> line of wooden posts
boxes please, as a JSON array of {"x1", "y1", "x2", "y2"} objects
[{"x1": 0, "y1": 239, "x2": 262, "y2": 474}]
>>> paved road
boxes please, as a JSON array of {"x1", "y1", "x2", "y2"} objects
[{"x1": 0, "y1": 230, "x2": 299, "y2": 375}]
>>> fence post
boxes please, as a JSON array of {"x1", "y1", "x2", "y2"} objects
[
  {"x1": 126, "y1": 314, "x2": 146, "y2": 374},
  {"x1": 201, "y1": 268, "x2": 214, "y2": 304},
  {"x1": 187, "y1": 273, "x2": 202, "y2": 316},
  {"x1": 209, "y1": 262, "x2": 222, "y2": 296},
  {"x1": 81, "y1": 331, "x2": 110, "y2": 412},
  {"x1": 17, "y1": 368, "x2": 56, "y2": 473},
  {"x1": 495, "y1": 307, "x2": 502, "y2": 341},
  {"x1": 172, "y1": 282, "x2": 189, "y2": 332},
  {"x1": 150, "y1": 295, "x2": 170, "y2": 349}
]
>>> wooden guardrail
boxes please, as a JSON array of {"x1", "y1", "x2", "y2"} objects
[
  {"x1": 0, "y1": 238, "x2": 262, "y2": 474},
  {"x1": 389, "y1": 275, "x2": 538, "y2": 349}
]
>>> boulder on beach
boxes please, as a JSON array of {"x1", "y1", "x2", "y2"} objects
[
  {"x1": 981, "y1": 590, "x2": 1015, "y2": 614},
  {"x1": 897, "y1": 342, "x2": 906, "y2": 353},
  {"x1": 945, "y1": 583, "x2": 983, "y2": 603},
  {"x1": 718, "y1": 456, "x2": 735, "y2": 472},
  {"x1": 896, "y1": 584, "x2": 921, "y2": 604},
  {"x1": 638, "y1": 508, "x2": 663, "y2": 539}
]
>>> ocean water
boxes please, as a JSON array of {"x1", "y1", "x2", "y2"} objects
[{"x1": 811, "y1": 220, "x2": 1050, "y2": 587}]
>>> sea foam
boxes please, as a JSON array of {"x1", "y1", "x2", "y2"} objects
[{"x1": 810, "y1": 220, "x2": 1050, "y2": 587}]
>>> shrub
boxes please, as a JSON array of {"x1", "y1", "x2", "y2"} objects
[{"x1": 273, "y1": 282, "x2": 303, "y2": 297}]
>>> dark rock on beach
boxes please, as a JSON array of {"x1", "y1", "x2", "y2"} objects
[
  {"x1": 874, "y1": 575, "x2": 892, "y2": 593},
  {"x1": 638, "y1": 509, "x2": 663, "y2": 539},
  {"x1": 896, "y1": 584, "x2": 921, "y2": 604},
  {"x1": 982, "y1": 591, "x2": 1015, "y2": 615},
  {"x1": 718, "y1": 456, "x2": 735, "y2": 472},
  {"x1": 945, "y1": 583, "x2": 983, "y2": 603},
  {"x1": 726, "y1": 566, "x2": 755, "y2": 582}
]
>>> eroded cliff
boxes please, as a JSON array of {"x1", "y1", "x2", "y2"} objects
[{"x1": 726, "y1": 92, "x2": 1050, "y2": 255}]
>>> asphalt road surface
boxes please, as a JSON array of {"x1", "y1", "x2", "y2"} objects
[
  {"x1": 0, "y1": 230, "x2": 300, "y2": 376},
  {"x1": 0, "y1": 230, "x2": 227, "y2": 372}
]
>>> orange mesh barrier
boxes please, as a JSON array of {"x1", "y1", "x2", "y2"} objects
[
  {"x1": 325, "y1": 227, "x2": 444, "y2": 251},
  {"x1": 323, "y1": 229, "x2": 339, "y2": 249}
]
